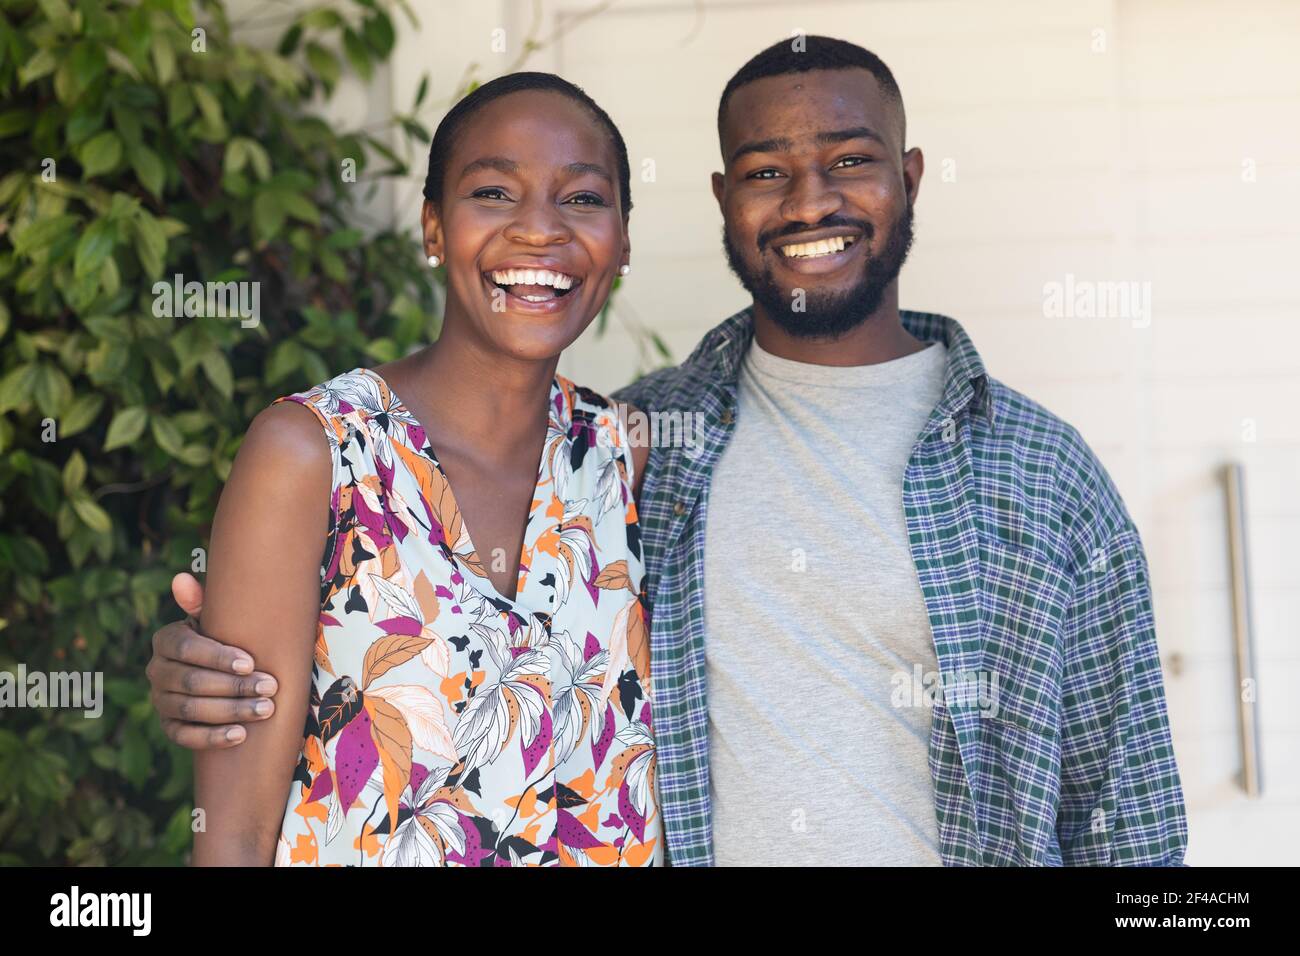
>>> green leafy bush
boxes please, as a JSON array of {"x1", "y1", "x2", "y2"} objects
[{"x1": 0, "y1": 0, "x2": 445, "y2": 864}]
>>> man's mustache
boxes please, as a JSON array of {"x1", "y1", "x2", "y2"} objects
[{"x1": 757, "y1": 216, "x2": 875, "y2": 252}]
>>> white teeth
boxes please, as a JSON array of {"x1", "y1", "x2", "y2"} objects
[
  {"x1": 489, "y1": 268, "x2": 575, "y2": 289},
  {"x1": 779, "y1": 235, "x2": 853, "y2": 258}
]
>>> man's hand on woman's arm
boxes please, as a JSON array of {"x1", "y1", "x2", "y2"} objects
[{"x1": 147, "y1": 572, "x2": 279, "y2": 749}]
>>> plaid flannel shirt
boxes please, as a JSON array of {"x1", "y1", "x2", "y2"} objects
[{"x1": 611, "y1": 307, "x2": 1187, "y2": 866}]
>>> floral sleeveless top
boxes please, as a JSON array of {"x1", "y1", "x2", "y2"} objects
[{"x1": 268, "y1": 367, "x2": 660, "y2": 867}]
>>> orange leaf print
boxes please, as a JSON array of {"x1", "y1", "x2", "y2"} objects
[
  {"x1": 362, "y1": 634, "x2": 432, "y2": 688},
  {"x1": 605, "y1": 742, "x2": 653, "y2": 793},
  {"x1": 565, "y1": 767, "x2": 596, "y2": 801},
  {"x1": 584, "y1": 845, "x2": 621, "y2": 866},
  {"x1": 413, "y1": 570, "x2": 441, "y2": 625},
  {"x1": 440, "y1": 671, "x2": 466, "y2": 707},
  {"x1": 393, "y1": 440, "x2": 463, "y2": 551},
  {"x1": 290, "y1": 832, "x2": 317, "y2": 865},
  {"x1": 367, "y1": 697, "x2": 413, "y2": 832},
  {"x1": 593, "y1": 560, "x2": 633, "y2": 593},
  {"x1": 626, "y1": 598, "x2": 650, "y2": 680},
  {"x1": 622, "y1": 837, "x2": 657, "y2": 867},
  {"x1": 507, "y1": 786, "x2": 539, "y2": 820},
  {"x1": 577, "y1": 800, "x2": 601, "y2": 832}
]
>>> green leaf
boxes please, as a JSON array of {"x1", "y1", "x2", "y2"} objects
[
  {"x1": 305, "y1": 43, "x2": 339, "y2": 91},
  {"x1": 131, "y1": 213, "x2": 166, "y2": 279},
  {"x1": 200, "y1": 350, "x2": 232, "y2": 399},
  {"x1": 150, "y1": 33, "x2": 176, "y2": 85},
  {"x1": 278, "y1": 190, "x2": 319, "y2": 225},
  {"x1": 190, "y1": 83, "x2": 222, "y2": 128},
  {"x1": 12, "y1": 214, "x2": 77, "y2": 257},
  {"x1": 71, "y1": 495, "x2": 112, "y2": 534},
  {"x1": 176, "y1": 443, "x2": 210, "y2": 467},
  {"x1": 62, "y1": 450, "x2": 87, "y2": 494},
  {"x1": 166, "y1": 84, "x2": 194, "y2": 125},
  {"x1": 0, "y1": 363, "x2": 39, "y2": 414},
  {"x1": 19, "y1": 49, "x2": 57, "y2": 87},
  {"x1": 343, "y1": 29, "x2": 372, "y2": 81},
  {"x1": 252, "y1": 190, "x2": 286, "y2": 242},
  {"x1": 129, "y1": 143, "x2": 165, "y2": 198},
  {"x1": 266, "y1": 339, "x2": 303, "y2": 382},
  {"x1": 78, "y1": 131, "x2": 122, "y2": 178},
  {"x1": 60, "y1": 393, "x2": 104, "y2": 437},
  {"x1": 74, "y1": 218, "x2": 117, "y2": 280},
  {"x1": 245, "y1": 141, "x2": 271, "y2": 181},
  {"x1": 363, "y1": 13, "x2": 395, "y2": 58},
  {"x1": 103, "y1": 406, "x2": 148, "y2": 451},
  {"x1": 224, "y1": 137, "x2": 249, "y2": 176},
  {"x1": 33, "y1": 363, "x2": 72, "y2": 418},
  {"x1": 149, "y1": 415, "x2": 184, "y2": 457}
]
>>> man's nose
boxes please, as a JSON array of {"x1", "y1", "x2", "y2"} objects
[{"x1": 779, "y1": 170, "x2": 844, "y2": 227}]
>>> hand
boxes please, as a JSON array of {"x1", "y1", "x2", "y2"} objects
[{"x1": 147, "y1": 572, "x2": 279, "y2": 749}]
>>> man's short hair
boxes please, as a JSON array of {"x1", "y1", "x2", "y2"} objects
[{"x1": 717, "y1": 36, "x2": 906, "y2": 152}]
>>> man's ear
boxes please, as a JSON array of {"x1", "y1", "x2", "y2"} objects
[
  {"x1": 902, "y1": 147, "x2": 924, "y2": 206},
  {"x1": 711, "y1": 170, "x2": 725, "y2": 211},
  {"x1": 421, "y1": 199, "x2": 445, "y2": 260}
]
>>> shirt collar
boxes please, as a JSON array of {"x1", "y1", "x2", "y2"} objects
[{"x1": 691, "y1": 306, "x2": 997, "y2": 432}]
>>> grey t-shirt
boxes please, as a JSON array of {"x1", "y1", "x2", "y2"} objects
[{"x1": 703, "y1": 335, "x2": 949, "y2": 866}]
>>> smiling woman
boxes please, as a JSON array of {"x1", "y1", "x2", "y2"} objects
[{"x1": 188, "y1": 73, "x2": 660, "y2": 867}]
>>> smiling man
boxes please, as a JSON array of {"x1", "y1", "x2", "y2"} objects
[{"x1": 144, "y1": 36, "x2": 1187, "y2": 867}]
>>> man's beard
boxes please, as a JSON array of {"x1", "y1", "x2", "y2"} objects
[{"x1": 722, "y1": 201, "x2": 914, "y2": 340}]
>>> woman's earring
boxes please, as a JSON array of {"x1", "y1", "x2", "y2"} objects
[
  {"x1": 427, "y1": 254, "x2": 441, "y2": 268},
  {"x1": 619, "y1": 264, "x2": 630, "y2": 276}
]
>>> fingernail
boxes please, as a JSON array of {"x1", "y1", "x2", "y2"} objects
[
  {"x1": 226, "y1": 727, "x2": 245, "y2": 742},
  {"x1": 255, "y1": 679, "x2": 276, "y2": 695},
  {"x1": 254, "y1": 699, "x2": 272, "y2": 716},
  {"x1": 232, "y1": 658, "x2": 253, "y2": 675}
]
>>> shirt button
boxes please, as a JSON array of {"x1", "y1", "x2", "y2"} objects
[
  {"x1": 719, "y1": 408, "x2": 734, "y2": 425},
  {"x1": 673, "y1": 501, "x2": 687, "y2": 517}
]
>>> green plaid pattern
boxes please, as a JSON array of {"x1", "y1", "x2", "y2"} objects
[{"x1": 612, "y1": 307, "x2": 1187, "y2": 866}]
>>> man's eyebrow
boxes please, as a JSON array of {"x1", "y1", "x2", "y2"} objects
[
  {"x1": 729, "y1": 127, "x2": 886, "y2": 164},
  {"x1": 730, "y1": 136, "x2": 793, "y2": 163},
  {"x1": 460, "y1": 156, "x2": 520, "y2": 177},
  {"x1": 816, "y1": 126, "x2": 887, "y2": 147},
  {"x1": 563, "y1": 161, "x2": 613, "y2": 184}
]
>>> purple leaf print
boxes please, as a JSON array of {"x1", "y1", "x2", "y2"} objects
[
  {"x1": 619, "y1": 779, "x2": 647, "y2": 842},
  {"x1": 556, "y1": 809, "x2": 605, "y2": 850},
  {"x1": 409, "y1": 762, "x2": 429, "y2": 799},
  {"x1": 521, "y1": 709, "x2": 552, "y2": 777},
  {"x1": 584, "y1": 632, "x2": 601, "y2": 662},
  {"x1": 351, "y1": 491, "x2": 392, "y2": 550},
  {"x1": 583, "y1": 544, "x2": 601, "y2": 604},
  {"x1": 592, "y1": 703, "x2": 616, "y2": 769},
  {"x1": 375, "y1": 616, "x2": 423, "y2": 636},
  {"x1": 445, "y1": 811, "x2": 487, "y2": 866},
  {"x1": 305, "y1": 769, "x2": 334, "y2": 804},
  {"x1": 602, "y1": 812, "x2": 624, "y2": 830},
  {"x1": 335, "y1": 708, "x2": 378, "y2": 812},
  {"x1": 639, "y1": 702, "x2": 653, "y2": 732}
]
